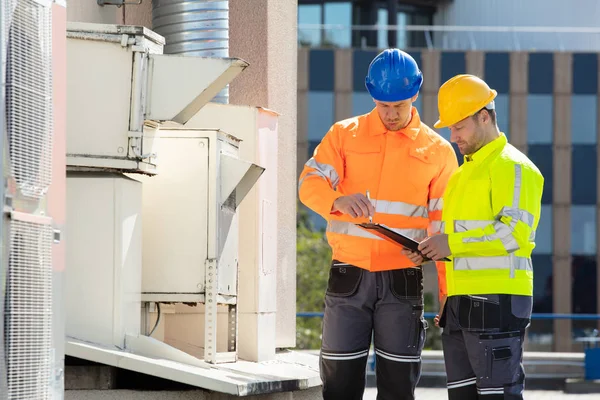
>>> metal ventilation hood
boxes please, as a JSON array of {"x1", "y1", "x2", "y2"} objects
[{"x1": 146, "y1": 54, "x2": 248, "y2": 125}]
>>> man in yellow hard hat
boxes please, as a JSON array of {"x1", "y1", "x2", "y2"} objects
[{"x1": 402, "y1": 74, "x2": 544, "y2": 400}]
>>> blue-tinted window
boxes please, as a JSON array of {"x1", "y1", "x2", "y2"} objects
[
  {"x1": 309, "y1": 50, "x2": 334, "y2": 91},
  {"x1": 527, "y1": 95, "x2": 553, "y2": 144},
  {"x1": 485, "y1": 52, "x2": 510, "y2": 94},
  {"x1": 324, "y1": 2, "x2": 351, "y2": 48},
  {"x1": 495, "y1": 94, "x2": 509, "y2": 139},
  {"x1": 352, "y1": 92, "x2": 374, "y2": 117},
  {"x1": 572, "y1": 145, "x2": 597, "y2": 205},
  {"x1": 527, "y1": 145, "x2": 553, "y2": 204},
  {"x1": 571, "y1": 95, "x2": 597, "y2": 144},
  {"x1": 528, "y1": 53, "x2": 553, "y2": 94},
  {"x1": 441, "y1": 52, "x2": 466, "y2": 84},
  {"x1": 573, "y1": 53, "x2": 598, "y2": 95},
  {"x1": 353, "y1": 50, "x2": 378, "y2": 92},
  {"x1": 298, "y1": 5, "x2": 321, "y2": 47},
  {"x1": 531, "y1": 254, "x2": 553, "y2": 313},
  {"x1": 571, "y1": 206, "x2": 597, "y2": 255},
  {"x1": 533, "y1": 205, "x2": 552, "y2": 254},
  {"x1": 308, "y1": 91, "x2": 334, "y2": 141},
  {"x1": 572, "y1": 256, "x2": 597, "y2": 315},
  {"x1": 413, "y1": 95, "x2": 423, "y2": 116}
]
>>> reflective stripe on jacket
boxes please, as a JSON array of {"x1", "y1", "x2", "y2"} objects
[
  {"x1": 441, "y1": 133, "x2": 544, "y2": 297},
  {"x1": 298, "y1": 107, "x2": 458, "y2": 273}
]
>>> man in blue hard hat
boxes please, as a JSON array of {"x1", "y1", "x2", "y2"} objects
[{"x1": 299, "y1": 49, "x2": 458, "y2": 399}]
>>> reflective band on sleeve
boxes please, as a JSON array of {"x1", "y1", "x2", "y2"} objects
[
  {"x1": 327, "y1": 220, "x2": 426, "y2": 241},
  {"x1": 428, "y1": 198, "x2": 443, "y2": 212},
  {"x1": 299, "y1": 158, "x2": 340, "y2": 189},
  {"x1": 462, "y1": 221, "x2": 520, "y2": 253}
]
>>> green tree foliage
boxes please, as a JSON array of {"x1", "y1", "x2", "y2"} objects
[
  {"x1": 295, "y1": 203, "x2": 442, "y2": 350},
  {"x1": 296, "y1": 204, "x2": 330, "y2": 350}
]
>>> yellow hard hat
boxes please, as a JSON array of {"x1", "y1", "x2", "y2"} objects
[{"x1": 434, "y1": 74, "x2": 497, "y2": 129}]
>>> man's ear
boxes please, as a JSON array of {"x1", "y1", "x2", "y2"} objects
[{"x1": 412, "y1": 92, "x2": 419, "y2": 103}]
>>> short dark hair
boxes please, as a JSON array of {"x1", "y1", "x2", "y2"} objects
[{"x1": 472, "y1": 107, "x2": 497, "y2": 126}]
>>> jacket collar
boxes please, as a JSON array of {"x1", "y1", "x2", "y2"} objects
[
  {"x1": 367, "y1": 107, "x2": 421, "y2": 140},
  {"x1": 464, "y1": 133, "x2": 507, "y2": 163}
]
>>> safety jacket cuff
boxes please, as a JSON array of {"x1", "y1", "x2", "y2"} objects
[
  {"x1": 447, "y1": 232, "x2": 465, "y2": 255},
  {"x1": 326, "y1": 191, "x2": 345, "y2": 218}
]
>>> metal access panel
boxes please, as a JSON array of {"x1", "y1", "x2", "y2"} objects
[
  {"x1": 140, "y1": 130, "x2": 247, "y2": 302},
  {"x1": 65, "y1": 173, "x2": 143, "y2": 349},
  {"x1": 139, "y1": 128, "x2": 264, "y2": 363}
]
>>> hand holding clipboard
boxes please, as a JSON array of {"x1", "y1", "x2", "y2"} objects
[{"x1": 356, "y1": 222, "x2": 451, "y2": 262}]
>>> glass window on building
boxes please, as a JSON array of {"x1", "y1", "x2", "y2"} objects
[
  {"x1": 571, "y1": 206, "x2": 597, "y2": 255},
  {"x1": 308, "y1": 91, "x2": 334, "y2": 142},
  {"x1": 495, "y1": 94, "x2": 509, "y2": 139},
  {"x1": 527, "y1": 94, "x2": 553, "y2": 144},
  {"x1": 324, "y1": 2, "x2": 352, "y2": 48},
  {"x1": 572, "y1": 255, "x2": 598, "y2": 337},
  {"x1": 298, "y1": 1, "x2": 434, "y2": 49},
  {"x1": 298, "y1": 4, "x2": 322, "y2": 47},
  {"x1": 572, "y1": 145, "x2": 597, "y2": 205},
  {"x1": 533, "y1": 205, "x2": 553, "y2": 254},
  {"x1": 571, "y1": 95, "x2": 597, "y2": 144}
]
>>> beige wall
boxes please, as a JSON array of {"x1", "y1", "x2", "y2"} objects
[{"x1": 229, "y1": 0, "x2": 298, "y2": 348}]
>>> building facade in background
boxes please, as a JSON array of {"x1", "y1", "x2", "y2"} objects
[{"x1": 297, "y1": 0, "x2": 600, "y2": 352}]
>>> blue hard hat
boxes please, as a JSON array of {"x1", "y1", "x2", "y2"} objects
[{"x1": 365, "y1": 49, "x2": 423, "y2": 102}]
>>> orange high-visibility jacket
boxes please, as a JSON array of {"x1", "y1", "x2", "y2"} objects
[{"x1": 299, "y1": 107, "x2": 458, "y2": 277}]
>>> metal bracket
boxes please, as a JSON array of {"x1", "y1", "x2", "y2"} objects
[
  {"x1": 204, "y1": 258, "x2": 218, "y2": 364},
  {"x1": 97, "y1": 0, "x2": 142, "y2": 6}
]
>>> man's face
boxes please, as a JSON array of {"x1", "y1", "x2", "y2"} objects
[
  {"x1": 449, "y1": 112, "x2": 487, "y2": 155},
  {"x1": 374, "y1": 94, "x2": 417, "y2": 131}
]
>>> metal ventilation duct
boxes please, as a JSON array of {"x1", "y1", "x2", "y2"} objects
[{"x1": 152, "y1": 0, "x2": 230, "y2": 104}]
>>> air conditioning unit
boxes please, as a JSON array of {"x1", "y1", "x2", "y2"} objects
[
  {"x1": 156, "y1": 103, "x2": 279, "y2": 363},
  {"x1": 66, "y1": 22, "x2": 248, "y2": 174},
  {"x1": 138, "y1": 128, "x2": 264, "y2": 363}
]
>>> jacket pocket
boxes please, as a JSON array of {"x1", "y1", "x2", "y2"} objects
[
  {"x1": 344, "y1": 143, "x2": 381, "y2": 186},
  {"x1": 390, "y1": 268, "x2": 423, "y2": 299},
  {"x1": 458, "y1": 295, "x2": 501, "y2": 332},
  {"x1": 326, "y1": 261, "x2": 363, "y2": 297}
]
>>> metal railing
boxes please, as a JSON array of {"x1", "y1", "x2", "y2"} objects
[
  {"x1": 298, "y1": 24, "x2": 600, "y2": 51},
  {"x1": 298, "y1": 311, "x2": 600, "y2": 320}
]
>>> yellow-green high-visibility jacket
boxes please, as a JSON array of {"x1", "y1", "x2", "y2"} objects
[{"x1": 440, "y1": 133, "x2": 544, "y2": 297}]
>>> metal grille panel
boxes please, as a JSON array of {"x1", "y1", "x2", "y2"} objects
[
  {"x1": 5, "y1": 0, "x2": 53, "y2": 199},
  {"x1": 6, "y1": 219, "x2": 53, "y2": 400}
]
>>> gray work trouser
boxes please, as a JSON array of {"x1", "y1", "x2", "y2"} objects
[
  {"x1": 320, "y1": 260, "x2": 426, "y2": 400},
  {"x1": 440, "y1": 294, "x2": 533, "y2": 400}
]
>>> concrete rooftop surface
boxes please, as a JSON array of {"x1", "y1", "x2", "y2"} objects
[{"x1": 364, "y1": 388, "x2": 600, "y2": 399}]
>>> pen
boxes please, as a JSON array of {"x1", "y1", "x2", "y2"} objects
[{"x1": 366, "y1": 190, "x2": 373, "y2": 223}]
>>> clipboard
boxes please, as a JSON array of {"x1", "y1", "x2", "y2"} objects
[{"x1": 356, "y1": 222, "x2": 451, "y2": 262}]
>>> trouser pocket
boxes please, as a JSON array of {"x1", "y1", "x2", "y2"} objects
[
  {"x1": 458, "y1": 295, "x2": 501, "y2": 332},
  {"x1": 407, "y1": 304, "x2": 426, "y2": 351},
  {"x1": 390, "y1": 268, "x2": 423, "y2": 299},
  {"x1": 326, "y1": 260, "x2": 363, "y2": 297},
  {"x1": 478, "y1": 331, "x2": 524, "y2": 386}
]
